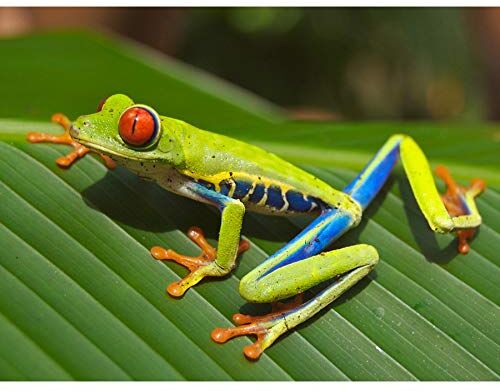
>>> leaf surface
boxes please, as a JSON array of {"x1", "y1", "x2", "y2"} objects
[{"x1": 0, "y1": 31, "x2": 498, "y2": 380}]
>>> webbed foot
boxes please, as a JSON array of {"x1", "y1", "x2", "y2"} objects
[
  {"x1": 211, "y1": 294, "x2": 304, "y2": 360},
  {"x1": 436, "y1": 165, "x2": 486, "y2": 254},
  {"x1": 151, "y1": 226, "x2": 250, "y2": 297},
  {"x1": 27, "y1": 113, "x2": 116, "y2": 169}
]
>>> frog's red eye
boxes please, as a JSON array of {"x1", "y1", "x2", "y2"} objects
[
  {"x1": 97, "y1": 97, "x2": 108, "y2": 112},
  {"x1": 118, "y1": 105, "x2": 161, "y2": 148}
]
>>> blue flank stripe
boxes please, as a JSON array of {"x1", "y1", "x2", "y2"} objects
[
  {"x1": 266, "y1": 186, "x2": 285, "y2": 210},
  {"x1": 197, "y1": 179, "x2": 215, "y2": 191},
  {"x1": 459, "y1": 193, "x2": 472, "y2": 214},
  {"x1": 219, "y1": 180, "x2": 231, "y2": 196},
  {"x1": 233, "y1": 180, "x2": 252, "y2": 199},
  {"x1": 286, "y1": 190, "x2": 312, "y2": 212},
  {"x1": 187, "y1": 180, "x2": 235, "y2": 211},
  {"x1": 249, "y1": 183, "x2": 265, "y2": 203}
]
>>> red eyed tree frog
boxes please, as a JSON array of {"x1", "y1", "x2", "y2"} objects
[{"x1": 27, "y1": 94, "x2": 486, "y2": 360}]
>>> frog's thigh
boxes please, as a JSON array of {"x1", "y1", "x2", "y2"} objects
[{"x1": 239, "y1": 244, "x2": 379, "y2": 303}]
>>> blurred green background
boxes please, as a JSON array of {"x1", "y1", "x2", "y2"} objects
[{"x1": 1, "y1": 7, "x2": 499, "y2": 121}]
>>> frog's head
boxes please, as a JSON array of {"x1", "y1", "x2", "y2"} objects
[{"x1": 70, "y1": 94, "x2": 177, "y2": 164}]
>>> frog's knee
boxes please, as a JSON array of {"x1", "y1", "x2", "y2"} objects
[
  {"x1": 239, "y1": 274, "x2": 275, "y2": 303},
  {"x1": 362, "y1": 244, "x2": 379, "y2": 268},
  {"x1": 239, "y1": 276, "x2": 259, "y2": 302}
]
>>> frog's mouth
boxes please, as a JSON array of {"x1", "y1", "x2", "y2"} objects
[
  {"x1": 69, "y1": 127, "x2": 118, "y2": 156},
  {"x1": 70, "y1": 125, "x2": 158, "y2": 161}
]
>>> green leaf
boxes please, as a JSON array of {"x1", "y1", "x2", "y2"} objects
[{"x1": 0, "y1": 30, "x2": 498, "y2": 380}]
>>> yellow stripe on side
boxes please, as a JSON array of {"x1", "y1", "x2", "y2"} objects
[
  {"x1": 400, "y1": 136, "x2": 454, "y2": 233},
  {"x1": 227, "y1": 179, "x2": 236, "y2": 198},
  {"x1": 257, "y1": 187, "x2": 268, "y2": 207},
  {"x1": 179, "y1": 170, "x2": 296, "y2": 195},
  {"x1": 241, "y1": 182, "x2": 257, "y2": 202}
]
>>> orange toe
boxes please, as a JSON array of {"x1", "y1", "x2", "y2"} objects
[{"x1": 152, "y1": 227, "x2": 250, "y2": 297}]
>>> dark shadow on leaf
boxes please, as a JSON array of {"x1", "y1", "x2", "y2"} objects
[
  {"x1": 80, "y1": 168, "x2": 302, "y2": 244},
  {"x1": 395, "y1": 174, "x2": 458, "y2": 264},
  {"x1": 242, "y1": 213, "x2": 306, "y2": 243},
  {"x1": 81, "y1": 167, "x2": 234, "y2": 238}
]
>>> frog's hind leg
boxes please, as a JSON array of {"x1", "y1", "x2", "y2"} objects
[
  {"x1": 212, "y1": 244, "x2": 379, "y2": 360},
  {"x1": 212, "y1": 133, "x2": 486, "y2": 360},
  {"x1": 398, "y1": 136, "x2": 485, "y2": 253},
  {"x1": 231, "y1": 293, "x2": 305, "y2": 327},
  {"x1": 27, "y1": 113, "x2": 115, "y2": 169},
  {"x1": 345, "y1": 134, "x2": 486, "y2": 252}
]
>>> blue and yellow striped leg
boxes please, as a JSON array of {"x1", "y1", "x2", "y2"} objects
[
  {"x1": 345, "y1": 134, "x2": 485, "y2": 247},
  {"x1": 151, "y1": 182, "x2": 249, "y2": 297}
]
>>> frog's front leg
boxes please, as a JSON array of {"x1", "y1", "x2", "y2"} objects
[
  {"x1": 151, "y1": 181, "x2": 250, "y2": 297},
  {"x1": 27, "y1": 113, "x2": 116, "y2": 169}
]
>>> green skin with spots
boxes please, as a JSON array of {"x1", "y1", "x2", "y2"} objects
[
  {"x1": 72, "y1": 94, "x2": 358, "y2": 214},
  {"x1": 71, "y1": 94, "x2": 364, "y2": 299},
  {"x1": 66, "y1": 93, "x2": 483, "y2": 358}
]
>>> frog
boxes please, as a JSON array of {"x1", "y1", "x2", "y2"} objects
[{"x1": 27, "y1": 94, "x2": 486, "y2": 360}]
